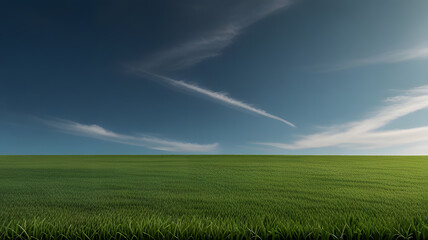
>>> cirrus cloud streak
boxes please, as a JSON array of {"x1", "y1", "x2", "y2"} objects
[
  {"x1": 45, "y1": 119, "x2": 218, "y2": 152},
  {"x1": 256, "y1": 85, "x2": 428, "y2": 150},
  {"x1": 324, "y1": 45, "x2": 428, "y2": 72},
  {"x1": 136, "y1": 71, "x2": 295, "y2": 127},
  {"x1": 137, "y1": 0, "x2": 293, "y2": 71}
]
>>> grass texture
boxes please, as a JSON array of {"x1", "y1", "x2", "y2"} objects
[{"x1": 0, "y1": 155, "x2": 427, "y2": 239}]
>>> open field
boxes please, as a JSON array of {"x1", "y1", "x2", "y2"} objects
[{"x1": 0, "y1": 155, "x2": 427, "y2": 239}]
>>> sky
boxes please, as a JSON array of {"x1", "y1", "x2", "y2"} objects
[{"x1": 1, "y1": 0, "x2": 428, "y2": 155}]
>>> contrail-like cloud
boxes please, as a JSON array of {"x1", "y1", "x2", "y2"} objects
[
  {"x1": 256, "y1": 84, "x2": 428, "y2": 150},
  {"x1": 137, "y1": 71, "x2": 295, "y2": 128},
  {"x1": 137, "y1": 0, "x2": 293, "y2": 71},
  {"x1": 324, "y1": 45, "x2": 428, "y2": 72},
  {"x1": 44, "y1": 119, "x2": 218, "y2": 152}
]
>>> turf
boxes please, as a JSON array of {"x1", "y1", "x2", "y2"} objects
[{"x1": 0, "y1": 155, "x2": 427, "y2": 239}]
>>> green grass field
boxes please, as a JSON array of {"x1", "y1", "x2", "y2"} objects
[{"x1": 0, "y1": 155, "x2": 427, "y2": 239}]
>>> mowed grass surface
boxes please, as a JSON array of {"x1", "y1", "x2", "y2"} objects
[{"x1": 0, "y1": 155, "x2": 427, "y2": 239}]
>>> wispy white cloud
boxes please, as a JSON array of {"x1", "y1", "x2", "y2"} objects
[
  {"x1": 136, "y1": 71, "x2": 295, "y2": 127},
  {"x1": 45, "y1": 119, "x2": 218, "y2": 152},
  {"x1": 256, "y1": 85, "x2": 428, "y2": 150},
  {"x1": 136, "y1": 0, "x2": 293, "y2": 71},
  {"x1": 395, "y1": 141, "x2": 428, "y2": 155},
  {"x1": 325, "y1": 45, "x2": 428, "y2": 72}
]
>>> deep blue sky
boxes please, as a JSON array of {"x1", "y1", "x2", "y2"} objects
[{"x1": 1, "y1": 0, "x2": 428, "y2": 154}]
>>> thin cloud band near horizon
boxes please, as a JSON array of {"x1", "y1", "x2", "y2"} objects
[
  {"x1": 43, "y1": 119, "x2": 218, "y2": 153},
  {"x1": 256, "y1": 84, "x2": 428, "y2": 150}
]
